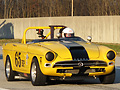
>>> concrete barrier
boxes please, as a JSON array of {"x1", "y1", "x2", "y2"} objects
[{"x1": 0, "y1": 16, "x2": 120, "y2": 43}]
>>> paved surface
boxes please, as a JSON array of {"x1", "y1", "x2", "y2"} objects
[{"x1": 0, "y1": 46, "x2": 120, "y2": 90}]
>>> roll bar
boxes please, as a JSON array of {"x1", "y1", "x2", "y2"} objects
[{"x1": 21, "y1": 25, "x2": 67, "y2": 44}]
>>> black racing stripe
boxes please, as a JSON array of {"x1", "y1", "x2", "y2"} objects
[{"x1": 60, "y1": 41, "x2": 89, "y2": 61}]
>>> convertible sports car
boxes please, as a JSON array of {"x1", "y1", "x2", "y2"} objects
[{"x1": 3, "y1": 25, "x2": 116, "y2": 86}]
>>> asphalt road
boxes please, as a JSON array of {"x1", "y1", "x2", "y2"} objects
[{"x1": 0, "y1": 46, "x2": 120, "y2": 90}]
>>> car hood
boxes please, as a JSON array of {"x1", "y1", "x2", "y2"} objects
[
  {"x1": 38, "y1": 41, "x2": 99, "y2": 59},
  {"x1": 75, "y1": 41, "x2": 100, "y2": 59}
]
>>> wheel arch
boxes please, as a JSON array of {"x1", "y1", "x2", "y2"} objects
[
  {"x1": 32, "y1": 56, "x2": 39, "y2": 64},
  {"x1": 29, "y1": 55, "x2": 44, "y2": 75},
  {"x1": 30, "y1": 56, "x2": 47, "y2": 86},
  {"x1": 30, "y1": 56, "x2": 40, "y2": 73}
]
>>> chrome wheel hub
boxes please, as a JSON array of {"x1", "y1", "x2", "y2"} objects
[
  {"x1": 6, "y1": 60, "x2": 10, "y2": 78},
  {"x1": 31, "y1": 62, "x2": 36, "y2": 82}
]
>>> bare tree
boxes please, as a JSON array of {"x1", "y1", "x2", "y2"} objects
[{"x1": 0, "y1": 0, "x2": 120, "y2": 19}]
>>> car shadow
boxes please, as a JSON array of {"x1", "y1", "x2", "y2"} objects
[
  {"x1": 11, "y1": 67, "x2": 120, "y2": 85},
  {"x1": 46, "y1": 67, "x2": 120, "y2": 85},
  {"x1": 114, "y1": 66, "x2": 120, "y2": 83},
  {"x1": 47, "y1": 77, "x2": 100, "y2": 86},
  {"x1": 0, "y1": 54, "x2": 3, "y2": 59}
]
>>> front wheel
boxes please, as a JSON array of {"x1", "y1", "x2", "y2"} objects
[
  {"x1": 99, "y1": 67, "x2": 115, "y2": 84},
  {"x1": 5, "y1": 56, "x2": 15, "y2": 81},
  {"x1": 30, "y1": 58, "x2": 47, "y2": 86}
]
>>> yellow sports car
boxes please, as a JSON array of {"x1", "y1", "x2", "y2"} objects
[{"x1": 3, "y1": 25, "x2": 116, "y2": 86}]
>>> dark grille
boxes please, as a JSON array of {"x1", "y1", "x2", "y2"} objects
[
  {"x1": 57, "y1": 68, "x2": 105, "y2": 75},
  {"x1": 53, "y1": 60, "x2": 107, "y2": 68}
]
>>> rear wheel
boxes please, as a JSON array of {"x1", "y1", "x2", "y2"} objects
[
  {"x1": 30, "y1": 58, "x2": 47, "y2": 86},
  {"x1": 99, "y1": 67, "x2": 115, "y2": 84},
  {"x1": 5, "y1": 56, "x2": 15, "y2": 81}
]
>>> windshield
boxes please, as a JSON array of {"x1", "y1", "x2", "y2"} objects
[
  {"x1": 27, "y1": 37, "x2": 86, "y2": 44},
  {"x1": 61, "y1": 37, "x2": 86, "y2": 42}
]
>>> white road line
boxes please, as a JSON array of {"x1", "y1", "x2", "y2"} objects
[{"x1": 0, "y1": 88, "x2": 9, "y2": 90}]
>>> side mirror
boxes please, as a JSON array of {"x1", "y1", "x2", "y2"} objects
[
  {"x1": 56, "y1": 33, "x2": 61, "y2": 38},
  {"x1": 87, "y1": 36, "x2": 92, "y2": 42}
]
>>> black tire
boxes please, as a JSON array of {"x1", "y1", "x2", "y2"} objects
[
  {"x1": 5, "y1": 56, "x2": 15, "y2": 81},
  {"x1": 30, "y1": 58, "x2": 47, "y2": 86},
  {"x1": 99, "y1": 67, "x2": 115, "y2": 84}
]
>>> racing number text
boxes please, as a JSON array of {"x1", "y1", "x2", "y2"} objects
[{"x1": 15, "y1": 52, "x2": 25, "y2": 67}]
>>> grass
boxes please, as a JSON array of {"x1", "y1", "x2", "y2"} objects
[
  {"x1": 94, "y1": 42, "x2": 120, "y2": 52},
  {"x1": 0, "y1": 39, "x2": 33, "y2": 46},
  {"x1": 0, "y1": 39, "x2": 120, "y2": 56},
  {"x1": 0, "y1": 39, "x2": 22, "y2": 46},
  {"x1": 94, "y1": 42, "x2": 120, "y2": 56}
]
